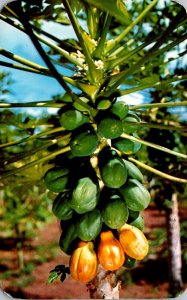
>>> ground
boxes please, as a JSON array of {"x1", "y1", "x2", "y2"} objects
[{"x1": 0, "y1": 204, "x2": 186, "y2": 299}]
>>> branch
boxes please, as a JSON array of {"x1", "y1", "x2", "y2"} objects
[
  {"x1": 130, "y1": 101, "x2": 187, "y2": 110},
  {"x1": 121, "y1": 133, "x2": 187, "y2": 159},
  {"x1": 128, "y1": 157, "x2": 187, "y2": 183}
]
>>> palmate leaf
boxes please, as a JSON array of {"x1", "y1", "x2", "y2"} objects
[{"x1": 83, "y1": 0, "x2": 130, "y2": 25}]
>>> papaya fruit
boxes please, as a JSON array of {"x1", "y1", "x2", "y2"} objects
[
  {"x1": 69, "y1": 241, "x2": 98, "y2": 283},
  {"x1": 102, "y1": 197, "x2": 129, "y2": 229},
  {"x1": 60, "y1": 109, "x2": 89, "y2": 130},
  {"x1": 97, "y1": 117, "x2": 123, "y2": 139},
  {"x1": 110, "y1": 101, "x2": 129, "y2": 119},
  {"x1": 59, "y1": 222, "x2": 78, "y2": 255},
  {"x1": 69, "y1": 177, "x2": 99, "y2": 214},
  {"x1": 129, "y1": 214, "x2": 144, "y2": 230},
  {"x1": 52, "y1": 193, "x2": 73, "y2": 220},
  {"x1": 118, "y1": 223, "x2": 149, "y2": 260},
  {"x1": 123, "y1": 159, "x2": 144, "y2": 182},
  {"x1": 44, "y1": 167, "x2": 69, "y2": 193},
  {"x1": 113, "y1": 138, "x2": 141, "y2": 155},
  {"x1": 98, "y1": 230, "x2": 125, "y2": 271},
  {"x1": 123, "y1": 254, "x2": 137, "y2": 269},
  {"x1": 76, "y1": 209, "x2": 102, "y2": 241},
  {"x1": 70, "y1": 130, "x2": 99, "y2": 157},
  {"x1": 97, "y1": 99, "x2": 111, "y2": 110},
  {"x1": 100, "y1": 157, "x2": 127, "y2": 188},
  {"x1": 119, "y1": 179, "x2": 151, "y2": 211},
  {"x1": 122, "y1": 113, "x2": 140, "y2": 134}
]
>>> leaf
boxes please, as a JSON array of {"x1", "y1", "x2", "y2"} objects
[
  {"x1": 47, "y1": 271, "x2": 59, "y2": 284},
  {"x1": 84, "y1": 0, "x2": 130, "y2": 25}
]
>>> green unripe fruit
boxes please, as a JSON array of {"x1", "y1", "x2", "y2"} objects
[
  {"x1": 123, "y1": 160, "x2": 144, "y2": 182},
  {"x1": 102, "y1": 198, "x2": 129, "y2": 229},
  {"x1": 70, "y1": 131, "x2": 99, "y2": 157},
  {"x1": 52, "y1": 193, "x2": 73, "y2": 220},
  {"x1": 76, "y1": 209, "x2": 102, "y2": 241},
  {"x1": 119, "y1": 179, "x2": 151, "y2": 211},
  {"x1": 122, "y1": 113, "x2": 140, "y2": 134},
  {"x1": 129, "y1": 214, "x2": 144, "y2": 230},
  {"x1": 114, "y1": 138, "x2": 141, "y2": 155},
  {"x1": 69, "y1": 177, "x2": 99, "y2": 214},
  {"x1": 97, "y1": 99, "x2": 111, "y2": 110},
  {"x1": 110, "y1": 101, "x2": 129, "y2": 119},
  {"x1": 123, "y1": 254, "x2": 137, "y2": 269},
  {"x1": 100, "y1": 157, "x2": 127, "y2": 188},
  {"x1": 59, "y1": 222, "x2": 78, "y2": 255},
  {"x1": 60, "y1": 109, "x2": 88, "y2": 130},
  {"x1": 97, "y1": 118, "x2": 123, "y2": 139},
  {"x1": 44, "y1": 167, "x2": 69, "y2": 193}
]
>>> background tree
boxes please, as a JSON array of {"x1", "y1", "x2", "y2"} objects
[{"x1": 0, "y1": 0, "x2": 187, "y2": 299}]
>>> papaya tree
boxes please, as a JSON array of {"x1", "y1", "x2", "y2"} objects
[{"x1": 0, "y1": 0, "x2": 187, "y2": 298}]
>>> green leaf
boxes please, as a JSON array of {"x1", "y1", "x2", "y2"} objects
[
  {"x1": 47, "y1": 271, "x2": 59, "y2": 284},
  {"x1": 84, "y1": 0, "x2": 130, "y2": 25}
]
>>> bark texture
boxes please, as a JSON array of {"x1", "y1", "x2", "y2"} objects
[
  {"x1": 87, "y1": 265, "x2": 120, "y2": 299},
  {"x1": 166, "y1": 192, "x2": 183, "y2": 296}
]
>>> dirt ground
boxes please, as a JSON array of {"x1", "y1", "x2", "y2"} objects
[{"x1": 0, "y1": 205, "x2": 186, "y2": 299}]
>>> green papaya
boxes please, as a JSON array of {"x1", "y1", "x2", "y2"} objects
[
  {"x1": 123, "y1": 159, "x2": 144, "y2": 182},
  {"x1": 129, "y1": 214, "x2": 144, "y2": 230},
  {"x1": 100, "y1": 157, "x2": 127, "y2": 188},
  {"x1": 97, "y1": 99, "x2": 111, "y2": 110},
  {"x1": 110, "y1": 101, "x2": 129, "y2": 119},
  {"x1": 113, "y1": 138, "x2": 141, "y2": 155},
  {"x1": 59, "y1": 222, "x2": 78, "y2": 255},
  {"x1": 123, "y1": 254, "x2": 137, "y2": 269},
  {"x1": 69, "y1": 177, "x2": 99, "y2": 214},
  {"x1": 102, "y1": 197, "x2": 129, "y2": 229},
  {"x1": 97, "y1": 117, "x2": 123, "y2": 139},
  {"x1": 119, "y1": 179, "x2": 151, "y2": 211},
  {"x1": 70, "y1": 130, "x2": 99, "y2": 157},
  {"x1": 60, "y1": 109, "x2": 89, "y2": 130},
  {"x1": 76, "y1": 209, "x2": 102, "y2": 241},
  {"x1": 44, "y1": 167, "x2": 69, "y2": 193},
  {"x1": 122, "y1": 113, "x2": 140, "y2": 134},
  {"x1": 52, "y1": 193, "x2": 73, "y2": 220}
]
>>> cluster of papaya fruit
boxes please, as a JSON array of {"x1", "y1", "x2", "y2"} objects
[{"x1": 44, "y1": 96, "x2": 151, "y2": 283}]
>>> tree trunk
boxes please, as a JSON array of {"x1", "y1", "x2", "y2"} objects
[
  {"x1": 87, "y1": 265, "x2": 120, "y2": 299},
  {"x1": 166, "y1": 192, "x2": 183, "y2": 296}
]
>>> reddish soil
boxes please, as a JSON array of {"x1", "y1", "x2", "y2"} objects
[{"x1": 0, "y1": 205, "x2": 186, "y2": 299}]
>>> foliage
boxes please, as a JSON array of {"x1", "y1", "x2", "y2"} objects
[{"x1": 0, "y1": 0, "x2": 187, "y2": 293}]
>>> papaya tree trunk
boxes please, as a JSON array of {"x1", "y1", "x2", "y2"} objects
[
  {"x1": 87, "y1": 265, "x2": 120, "y2": 299},
  {"x1": 166, "y1": 192, "x2": 183, "y2": 296}
]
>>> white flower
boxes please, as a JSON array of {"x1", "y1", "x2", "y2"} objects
[
  {"x1": 0, "y1": 0, "x2": 19, "y2": 12},
  {"x1": 94, "y1": 60, "x2": 104, "y2": 70},
  {"x1": 173, "y1": 0, "x2": 187, "y2": 12}
]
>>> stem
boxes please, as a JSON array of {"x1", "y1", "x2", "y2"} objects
[
  {"x1": 0, "y1": 61, "x2": 78, "y2": 87},
  {"x1": 2, "y1": 135, "x2": 70, "y2": 166},
  {"x1": 93, "y1": 14, "x2": 112, "y2": 59},
  {"x1": 121, "y1": 133, "x2": 187, "y2": 159},
  {"x1": 120, "y1": 74, "x2": 187, "y2": 96},
  {"x1": 0, "y1": 146, "x2": 71, "y2": 180},
  {"x1": 122, "y1": 121, "x2": 186, "y2": 132},
  {"x1": 128, "y1": 157, "x2": 187, "y2": 183},
  {"x1": 9, "y1": 6, "x2": 96, "y2": 116},
  {"x1": 0, "y1": 127, "x2": 67, "y2": 149},
  {"x1": 0, "y1": 100, "x2": 65, "y2": 109},
  {"x1": 0, "y1": 13, "x2": 84, "y2": 69},
  {"x1": 106, "y1": 0, "x2": 158, "y2": 53},
  {"x1": 0, "y1": 48, "x2": 48, "y2": 73},
  {"x1": 104, "y1": 16, "x2": 186, "y2": 96},
  {"x1": 62, "y1": 0, "x2": 96, "y2": 84},
  {"x1": 130, "y1": 101, "x2": 187, "y2": 110}
]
